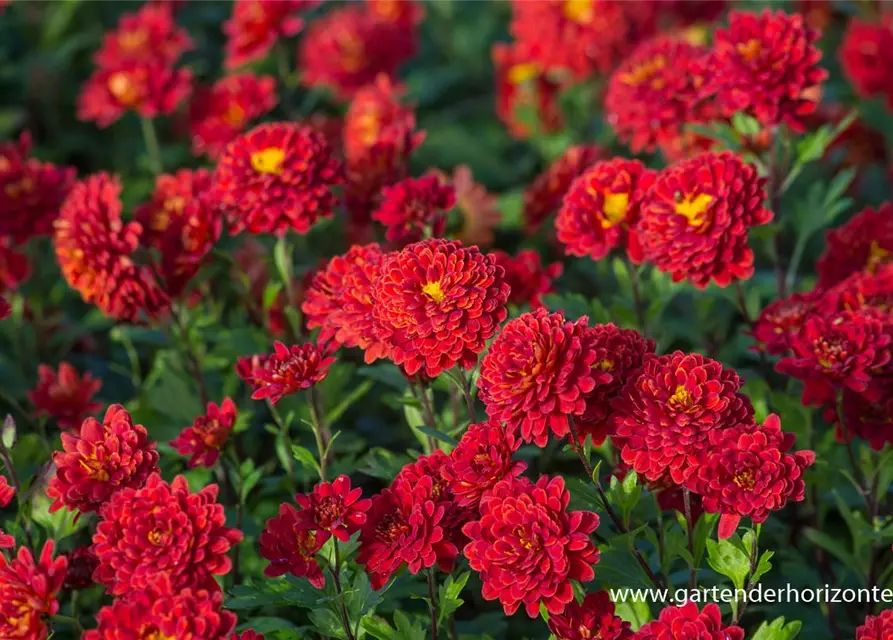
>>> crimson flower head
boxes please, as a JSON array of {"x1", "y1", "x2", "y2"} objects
[
  {"x1": 612, "y1": 351, "x2": 754, "y2": 485},
  {"x1": 93, "y1": 1, "x2": 191, "y2": 67},
  {"x1": 224, "y1": 0, "x2": 319, "y2": 69},
  {"x1": 93, "y1": 473, "x2": 243, "y2": 596},
  {"x1": 372, "y1": 239, "x2": 509, "y2": 378},
  {"x1": 635, "y1": 602, "x2": 744, "y2": 640},
  {"x1": 234, "y1": 353, "x2": 270, "y2": 388},
  {"x1": 492, "y1": 42, "x2": 563, "y2": 139},
  {"x1": 213, "y1": 122, "x2": 343, "y2": 236},
  {"x1": 557, "y1": 157, "x2": 657, "y2": 262},
  {"x1": 832, "y1": 384, "x2": 893, "y2": 451},
  {"x1": 840, "y1": 16, "x2": 893, "y2": 106},
  {"x1": 189, "y1": 73, "x2": 278, "y2": 159},
  {"x1": 547, "y1": 591, "x2": 632, "y2": 640},
  {"x1": 28, "y1": 362, "x2": 101, "y2": 429},
  {"x1": 0, "y1": 541, "x2": 67, "y2": 640},
  {"x1": 294, "y1": 475, "x2": 372, "y2": 542},
  {"x1": 637, "y1": 151, "x2": 773, "y2": 289},
  {"x1": 372, "y1": 173, "x2": 455, "y2": 246},
  {"x1": 442, "y1": 419, "x2": 525, "y2": 509},
  {"x1": 750, "y1": 291, "x2": 819, "y2": 355},
  {"x1": 47, "y1": 404, "x2": 159, "y2": 516},
  {"x1": 857, "y1": 609, "x2": 893, "y2": 640},
  {"x1": 258, "y1": 502, "x2": 325, "y2": 586},
  {"x1": 709, "y1": 9, "x2": 827, "y2": 130},
  {"x1": 0, "y1": 132, "x2": 75, "y2": 242},
  {"x1": 0, "y1": 476, "x2": 13, "y2": 549},
  {"x1": 462, "y1": 475, "x2": 600, "y2": 617},
  {"x1": 170, "y1": 398, "x2": 239, "y2": 468},
  {"x1": 523, "y1": 144, "x2": 602, "y2": 234},
  {"x1": 816, "y1": 264, "x2": 893, "y2": 318},
  {"x1": 54, "y1": 173, "x2": 170, "y2": 322},
  {"x1": 239, "y1": 341, "x2": 335, "y2": 404},
  {"x1": 491, "y1": 249, "x2": 562, "y2": 310},
  {"x1": 62, "y1": 546, "x2": 98, "y2": 591},
  {"x1": 816, "y1": 202, "x2": 893, "y2": 289}
]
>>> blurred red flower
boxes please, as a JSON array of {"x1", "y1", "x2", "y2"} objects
[
  {"x1": 491, "y1": 249, "x2": 562, "y2": 310},
  {"x1": 750, "y1": 291, "x2": 820, "y2": 356},
  {"x1": 0, "y1": 541, "x2": 67, "y2": 640},
  {"x1": 547, "y1": 591, "x2": 632, "y2": 640},
  {"x1": 840, "y1": 16, "x2": 893, "y2": 107},
  {"x1": 372, "y1": 173, "x2": 455, "y2": 246},
  {"x1": 523, "y1": 145, "x2": 603, "y2": 234},
  {"x1": 240, "y1": 341, "x2": 335, "y2": 404},
  {"x1": 492, "y1": 42, "x2": 563, "y2": 139},
  {"x1": 93, "y1": 1, "x2": 191, "y2": 67},
  {"x1": 446, "y1": 165, "x2": 502, "y2": 248},
  {"x1": 62, "y1": 546, "x2": 98, "y2": 591},
  {"x1": 635, "y1": 602, "x2": 744, "y2": 640},
  {"x1": 832, "y1": 384, "x2": 893, "y2": 451},
  {"x1": 258, "y1": 502, "x2": 325, "y2": 586},
  {"x1": 170, "y1": 398, "x2": 239, "y2": 468},
  {"x1": 28, "y1": 362, "x2": 102, "y2": 430},
  {"x1": 224, "y1": 0, "x2": 319, "y2": 69},
  {"x1": 294, "y1": 474, "x2": 371, "y2": 543},
  {"x1": 816, "y1": 202, "x2": 893, "y2": 289}
]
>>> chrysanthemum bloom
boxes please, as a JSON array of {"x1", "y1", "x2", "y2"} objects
[
  {"x1": 637, "y1": 151, "x2": 772, "y2": 289},
  {"x1": 442, "y1": 420, "x2": 526, "y2": 509},
  {"x1": 293, "y1": 475, "x2": 372, "y2": 542},
  {"x1": 93, "y1": 1, "x2": 191, "y2": 67},
  {"x1": 832, "y1": 384, "x2": 893, "y2": 451},
  {"x1": 611, "y1": 351, "x2": 754, "y2": 484},
  {"x1": 299, "y1": 5, "x2": 416, "y2": 99},
  {"x1": 27, "y1": 362, "x2": 102, "y2": 430},
  {"x1": 840, "y1": 16, "x2": 893, "y2": 106},
  {"x1": 686, "y1": 414, "x2": 815, "y2": 539},
  {"x1": 0, "y1": 476, "x2": 13, "y2": 549},
  {"x1": 372, "y1": 239, "x2": 509, "y2": 378},
  {"x1": 170, "y1": 398, "x2": 239, "y2": 469},
  {"x1": 776, "y1": 309, "x2": 893, "y2": 406},
  {"x1": 547, "y1": 591, "x2": 632, "y2": 640},
  {"x1": 224, "y1": 0, "x2": 319, "y2": 69},
  {"x1": 372, "y1": 173, "x2": 455, "y2": 246},
  {"x1": 857, "y1": 609, "x2": 893, "y2": 640},
  {"x1": 492, "y1": 42, "x2": 563, "y2": 139},
  {"x1": 709, "y1": 10, "x2": 827, "y2": 130},
  {"x1": 0, "y1": 541, "x2": 67, "y2": 640},
  {"x1": 462, "y1": 475, "x2": 599, "y2": 617},
  {"x1": 54, "y1": 173, "x2": 170, "y2": 322},
  {"x1": 189, "y1": 73, "x2": 278, "y2": 159},
  {"x1": 0, "y1": 132, "x2": 75, "y2": 242},
  {"x1": 635, "y1": 602, "x2": 744, "y2": 640},
  {"x1": 358, "y1": 473, "x2": 459, "y2": 590},
  {"x1": 523, "y1": 145, "x2": 603, "y2": 234},
  {"x1": 92, "y1": 473, "x2": 243, "y2": 596},
  {"x1": 47, "y1": 404, "x2": 159, "y2": 516},
  {"x1": 479, "y1": 309, "x2": 608, "y2": 446},
  {"x1": 62, "y1": 546, "x2": 98, "y2": 590},
  {"x1": 241, "y1": 341, "x2": 335, "y2": 404},
  {"x1": 491, "y1": 249, "x2": 562, "y2": 310},
  {"x1": 556, "y1": 158, "x2": 657, "y2": 262},
  {"x1": 258, "y1": 502, "x2": 325, "y2": 586},
  {"x1": 234, "y1": 353, "x2": 270, "y2": 387},
  {"x1": 83, "y1": 574, "x2": 236, "y2": 640},
  {"x1": 213, "y1": 122, "x2": 343, "y2": 236},
  {"x1": 815, "y1": 203, "x2": 893, "y2": 289},
  {"x1": 750, "y1": 291, "x2": 819, "y2": 355}
]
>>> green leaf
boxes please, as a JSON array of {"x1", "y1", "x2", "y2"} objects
[
  {"x1": 706, "y1": 537, "x2": 750, "y2": 590},
  {"x1": 751, "y1": 617, "x2": 803, "y2": 640},
  {"x1": 326, "y1": 380, "x2": 373, "y2": 425},
  {"x1": 416, "y1": 426, "x2": 458, "y2": 447},
  {"x1": 1, "y1": 415, "x2": 15, "y2": 449},
  {"x1": 731, "y1": 112, "x2": 762, "y2": 137},
  {"x1": 402, "y1": 390, "x2": 431, "y2": 452},
  {"x1": 607, "y1": 470, "x2": 642, "y2": 524},
  {"x1": 309, "y1": 609, "x2": 349, "y2": 640},
  {"x1": 263, "y1": 282, "x2": 283, "y2": 311},
  {"x1": 802, "y1": 528, "x2": 862, "y2": 577},
  {"x1": 291, "y1": 445, "x2": 322, "y2": 476},
  {"x1": 437, "y1": 571, "x2": 470, "y2": 626}
]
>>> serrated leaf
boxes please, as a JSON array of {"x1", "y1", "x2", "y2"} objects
[
  {"x1": 438, "y1": 571, "x2": 470, "y2": 626},
  {"x1": 751, "y1": 617, "x2": 803, "y2": 640},
  {"x1": 706, "y1": 537, "x2": 750, "y2": 590}
]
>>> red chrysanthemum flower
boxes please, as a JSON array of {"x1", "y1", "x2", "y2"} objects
[
  {"x1": 240, "y1": 341, "x2": 335, "y2": 404},
  {"x1": 47, "y1": 404, "x2": 159, "y2": 516},
  {"x1": 611, "y1": 351, "x2": 754, "y2": 484},
  {"x1": 547, "y1": 591, "x2": 632, "y2": 640},
  {"x1": 442, "y1": 419, "x2": 526, "y2": 509},
  {"x1": 709, "y1": 9, "x2": 827, "y2": 130},
  {"x1": 776, "y1": 309, "x2": 893, "y2": 406},
  {"x1": 0, "y1": 476, "x2": 14, "y2": 549},
  {"x1": 685, "y1": 414, "x2": 815, "y2": 539},
  {"x1": 372, "y1": 238, "x2": 510, "y2": 378},
  {"x1": 224, "y1": 0, "x2": 319, "y2": 69},
  {"x1": 258, "y1": 502, "x2": 325, "y2": 586},
  {"x1": 840, "y1": 16, "x2": 893, "y2": 106},
  {"x1": 857, "y1": 609, "x2": 893, "y2": 640},
  {"x1": 293, "y1": 474, "x2": 372, "y2": 542},
  {"x1": 170, "y1": 398, "x2": 239, "y2": 469},
  {"x1": 213, "y1": 122, "x2": 343, "y2": 236},
  {"x1": 832, "y1": 384, "x2": 893, "y2": 451},
  {"x1": 635, "y1": 602, "x2": 744, "y2": 640},
  {"x1": 93, "y1": 1, "x2": 192, "y2": 67},
  {"x1": 372, "y1": 173, "x2": 455, "y2": 246},
  {"x1": 234, "y1": 353, "x2": 270, "y2": 388},
  {"x1": 816, "y1": 203, "x2": 893, "y2": 289},
  {"x1": 27, "y1": 362, "x2": 102, "y2": 430},
  {"x1": 0, "y1": 541, "x2": 67, "y2": 640},
  {"x1": 62, "y1": 546, "x2": 98, "y2": 591},
  {"x1": 189, "y1": 73, "x2": 278, "y2": 159},
  {"x1": 462, "y1": 475, "x2": 600, "y2": 617},
  {"x1": 92, "y1": 473, "x2": 243, "y2": 596},
  {"x1": 54, "y1": 173, "x2": 170, "y2": 322},
  {"x1": 523, "y1": 145, "x2": 603, "y2": 234},
  {"x1": 492, "y1": 42, "x2": 563, "y2": 139},
  {"x1": 358, "y1": 473, "x2": 459, "y2": 590},
  {"x1": 556, "y1": 158, "x2": 657, "y2": 262},
  {"x1": 83, "y1": 574, "x2": 236, "y2": 640},
  {"x1": 750, "y1": 291, "x2": 820, "y2": 355},
  {"x1": 491, "y1": 249, "x2": 562, "y2": 310},
  {"x1": 637, "y1": 151, "x2": 773, "y2": 289},
  {"x1": 0, "y1": 132, "x2": 75, "y2": 242}
]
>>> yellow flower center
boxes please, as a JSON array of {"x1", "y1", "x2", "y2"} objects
[
  {"x1": 118, "y1": 28, "x2": 148, "y2": 52},
  {"x1": 222, "y1": 102, "x2": 246, "y2": 127},
  {"x1": 593, "y1": 359, "x2": 614, "y2": 371},
  {"x1": 668, "y1": 384, "x2": 692, "y2": 409},
  {"x1": 600, "y1": 191, "x2": 629, "y2": 228},
  {"x1": 563, "y1": 0, "x2": 593, "y2": 24},
  {"x1": 422, "y1": 281, "x2": 446, "y2": 303},
  {"x1": 338, "y1": 32, "x2": 365, "y2": 73},
  {"x1": 78, "y1": 455, "x2": 109, "y2": 482},
  {"x1": 736, "y1": 38, "x2": 762, "y2": 63},
  {"x1": 108, "y1": 71, "x2": 138, "y2": 105},
  {"x1": 674, "y1": 193, "x2": 714, "y2": 227},
  {"x1": 508, "y1": 62, "x2": 539, "y2": 85},
  {"x1": 733, "y1": 469, "x2": 756, "y2": 491},
  {"x1": 355, "y1": 109, "x2": 382, "y2": 146},
  {"x1": 147, "y1": 528, "x2": 168, "y2": 546},
  {"x1": 143, "y1": 628, "x2": 174, "y2": 640},
  {"x1": 866, "y1": 240, "x2": 890, "y2": 273},
  {"x1": 620, "y1": 56, "x2": 666, "y2": 86},
  {"x1": 250, "y1": 147, "x2": 285, "y2": 175}
]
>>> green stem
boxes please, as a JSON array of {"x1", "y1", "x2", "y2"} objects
[
  {"x1": 329, "y1": 540, "x2": 356, "y2": 640},
  {"x1": 267, "y1": 401, "x2": 296, "y2": 492},
  {"x1": 427, "y1": 568, "x2": 440, "y2": 640},
  {"x1": 456, "y1": 368, "x2": 477, "y2": 424},
  {"x1": 626, "y1": 258, "x2": 648, "y2": 337},
  {"x1": 53, "y1": 614, "x2": 84, "y2": 634},
  {"x1": 416, "y1": 384, "x2": 439, "y2": 453},
  {"x1": 140, "y1": 117, "x2": 163, "y2": 175},
  {"x1": 683, "y1": 488, "x2": 696, "y2": 590},
  {"x1": 307, "y1": 387, "x2": 329, "y2": 482}
]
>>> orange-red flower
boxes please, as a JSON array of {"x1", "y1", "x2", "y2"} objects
[
  {"x1": 213, "y1": 122, "x2": 343, "y2": 236},
  {"x1": 637, "y1": 151, "x2": 772, "y2": 289},
  {"x1": 492, "y1": 42, "x2": 563, "y2": 139},
  {"x1": 840, "y1": 16, "x2": 893, "y2": 107},
  {"x1": 523, "y1": 145, "x2": 603, "y2": 234},
  {"x1": 462, "y1": 475, "x2": 600, "y2": 617},
  {"x1": 491, "y1": 249, "x2": 562, "y2": 310},
  {"x1": 372, "y1": 239, "x2": 509, "y2": 378},
  {"x1": 239, "y1": 341, "x2": 335, "y2": 404},
  {"x1": 0, "y1": 541, "x2": 67, "y2": 640},
  {"x1": 556, "y1": 157, "x2": 656, "y2": 262},
  {"x1": 293, "y1": 475, "x2": 372, "y2": 543},
  {"x1": 224, "y1": 0, "x2": 319, "y2": 69},
  {"x1": 0, "y1": 132, "x2": 75, "y2": 242},
  {"x1": 372, "y1": 173, "x2": 455, "y2": 246},
  {"x1": 366, "y1": 0, "x2": 425, "y2": 27},
  {"x1": 635, "y1": 602, "x2": 744, "y2": 640},
  {"x1": 93, "y1": 473, "x2": 243, "y2": 596},
  {"x1": 189, "y1": 73, "x2": 278, "y2": 159},
  {"x1": 547, "y1": 591, "x2": 632, "y2": 640},
  {"x1": 93, "y1": 1, "x2": 191, "y2": 68},
  {"x1": 258, "y1": 502, "x2": 325, "y2": 586},
  {"x1": 750, "y1": 291, "x2": 819, "y2": 355},
  {"x1": 857, "y1": 609, "x2": 893, "y2": 640},
  {"x1": 54, "y1": 173, "x2": 170, "y2": 322},
  {"x1": 816, "y1": 202, "x2": 893, "y2": 289},
  {"x1": 47, "y1": 404, "x2": 159, "y2": 516},
  {"x1": 170, "y1": 398, "x2": 239, "y2": 468},
  {"x1": 28, "y1": 362, "x2": 102, "y2": 430}
]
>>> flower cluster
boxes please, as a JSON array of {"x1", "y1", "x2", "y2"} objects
[
  {"x1": 28, "y1": 362, "x2": 102, "y2": 429},
  {"x1": 0, "y1": 541, "x2": 67, "y2": 640},
  {"x1": 372, "y1": 173, "x2": 456, "y2": 246},
  {"x1": 636, "y1": 602, "x2": 744, "y2": 640},
  {"x1": 170, "y1": 397, "x2": 239, "y2": 468}
]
